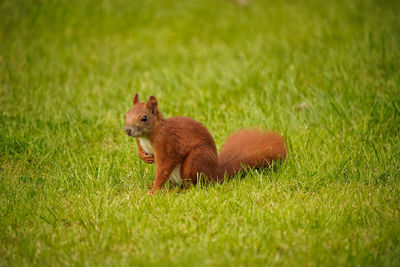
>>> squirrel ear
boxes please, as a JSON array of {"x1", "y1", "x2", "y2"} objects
[
  {"x1": 133, "y1": 93, "x2": 140, "y2": 105},
  {"x1": 146, "y1": 96, "x2": 158, "y2": 115}
]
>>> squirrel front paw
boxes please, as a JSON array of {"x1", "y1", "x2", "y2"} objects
[{"x1": 139, "y1": 151, "x2": 155, "y2": 164}]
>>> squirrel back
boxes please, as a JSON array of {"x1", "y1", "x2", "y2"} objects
[{"x1": 151, "y1": 116, "x2": 219, "y2": 165}]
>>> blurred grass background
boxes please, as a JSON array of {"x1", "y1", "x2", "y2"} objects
[{"x1": 1, "y1": 0, "x2": 400, "y2": 266}]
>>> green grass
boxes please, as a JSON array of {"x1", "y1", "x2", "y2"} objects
[{"x1": 1, "y1": 0, "x2": 400, "y2": 265}]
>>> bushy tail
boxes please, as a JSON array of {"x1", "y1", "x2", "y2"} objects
[{"x1": 218, "y1": 129, "x2": 286, "y2": 178}]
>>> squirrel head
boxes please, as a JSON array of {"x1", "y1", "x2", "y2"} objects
[{"x1": 124, "y1": 93, "x2": 160, "y2": 137}]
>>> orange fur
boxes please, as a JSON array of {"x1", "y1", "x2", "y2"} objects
[
  {"x1": 218, "y1": 129, "x2": 286, "y2": 177},
  {"x1": 125, "y1": 94, "x2": 286, "y2": 194}
]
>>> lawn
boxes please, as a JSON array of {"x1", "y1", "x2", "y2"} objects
[{"x1": 1, "y1": 0, "x2": 400, "y2": 265}]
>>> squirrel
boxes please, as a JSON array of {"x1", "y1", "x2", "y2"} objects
[{"x1": 124, "y1": 93, "x2": 286, "y2": 194}]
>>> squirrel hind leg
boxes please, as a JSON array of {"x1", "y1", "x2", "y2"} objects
[{"x1": 181, "y1": 147, "x2": 220, "y2": 185}]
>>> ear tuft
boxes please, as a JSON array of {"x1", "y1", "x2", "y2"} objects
[
  {"x1": 146, "y1": 96, "x2": 158, "y2": 115},
  {"x1": 133, "y1": 93, "x2": 139, "y2": 105}
]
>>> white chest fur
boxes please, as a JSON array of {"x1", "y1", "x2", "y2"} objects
[
  {"x1": 138, "y1": 137, "x2": 154, "y2": 154},
  {"x1": 138, "y1": 137, "x2": 182, "y2": 185}
]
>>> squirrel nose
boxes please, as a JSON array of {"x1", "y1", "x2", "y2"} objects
[{"x1": 125, "y1": 127, "x2": 131, "y2": 135}]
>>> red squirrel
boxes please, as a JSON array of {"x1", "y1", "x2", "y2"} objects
[{"x1": 125, "y1": 93, "x2": 286, "y2": 194}]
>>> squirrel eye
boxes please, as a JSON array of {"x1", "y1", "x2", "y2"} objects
[{"x1": 141, "y1": 115, "x2": 148, "y2": 122}]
